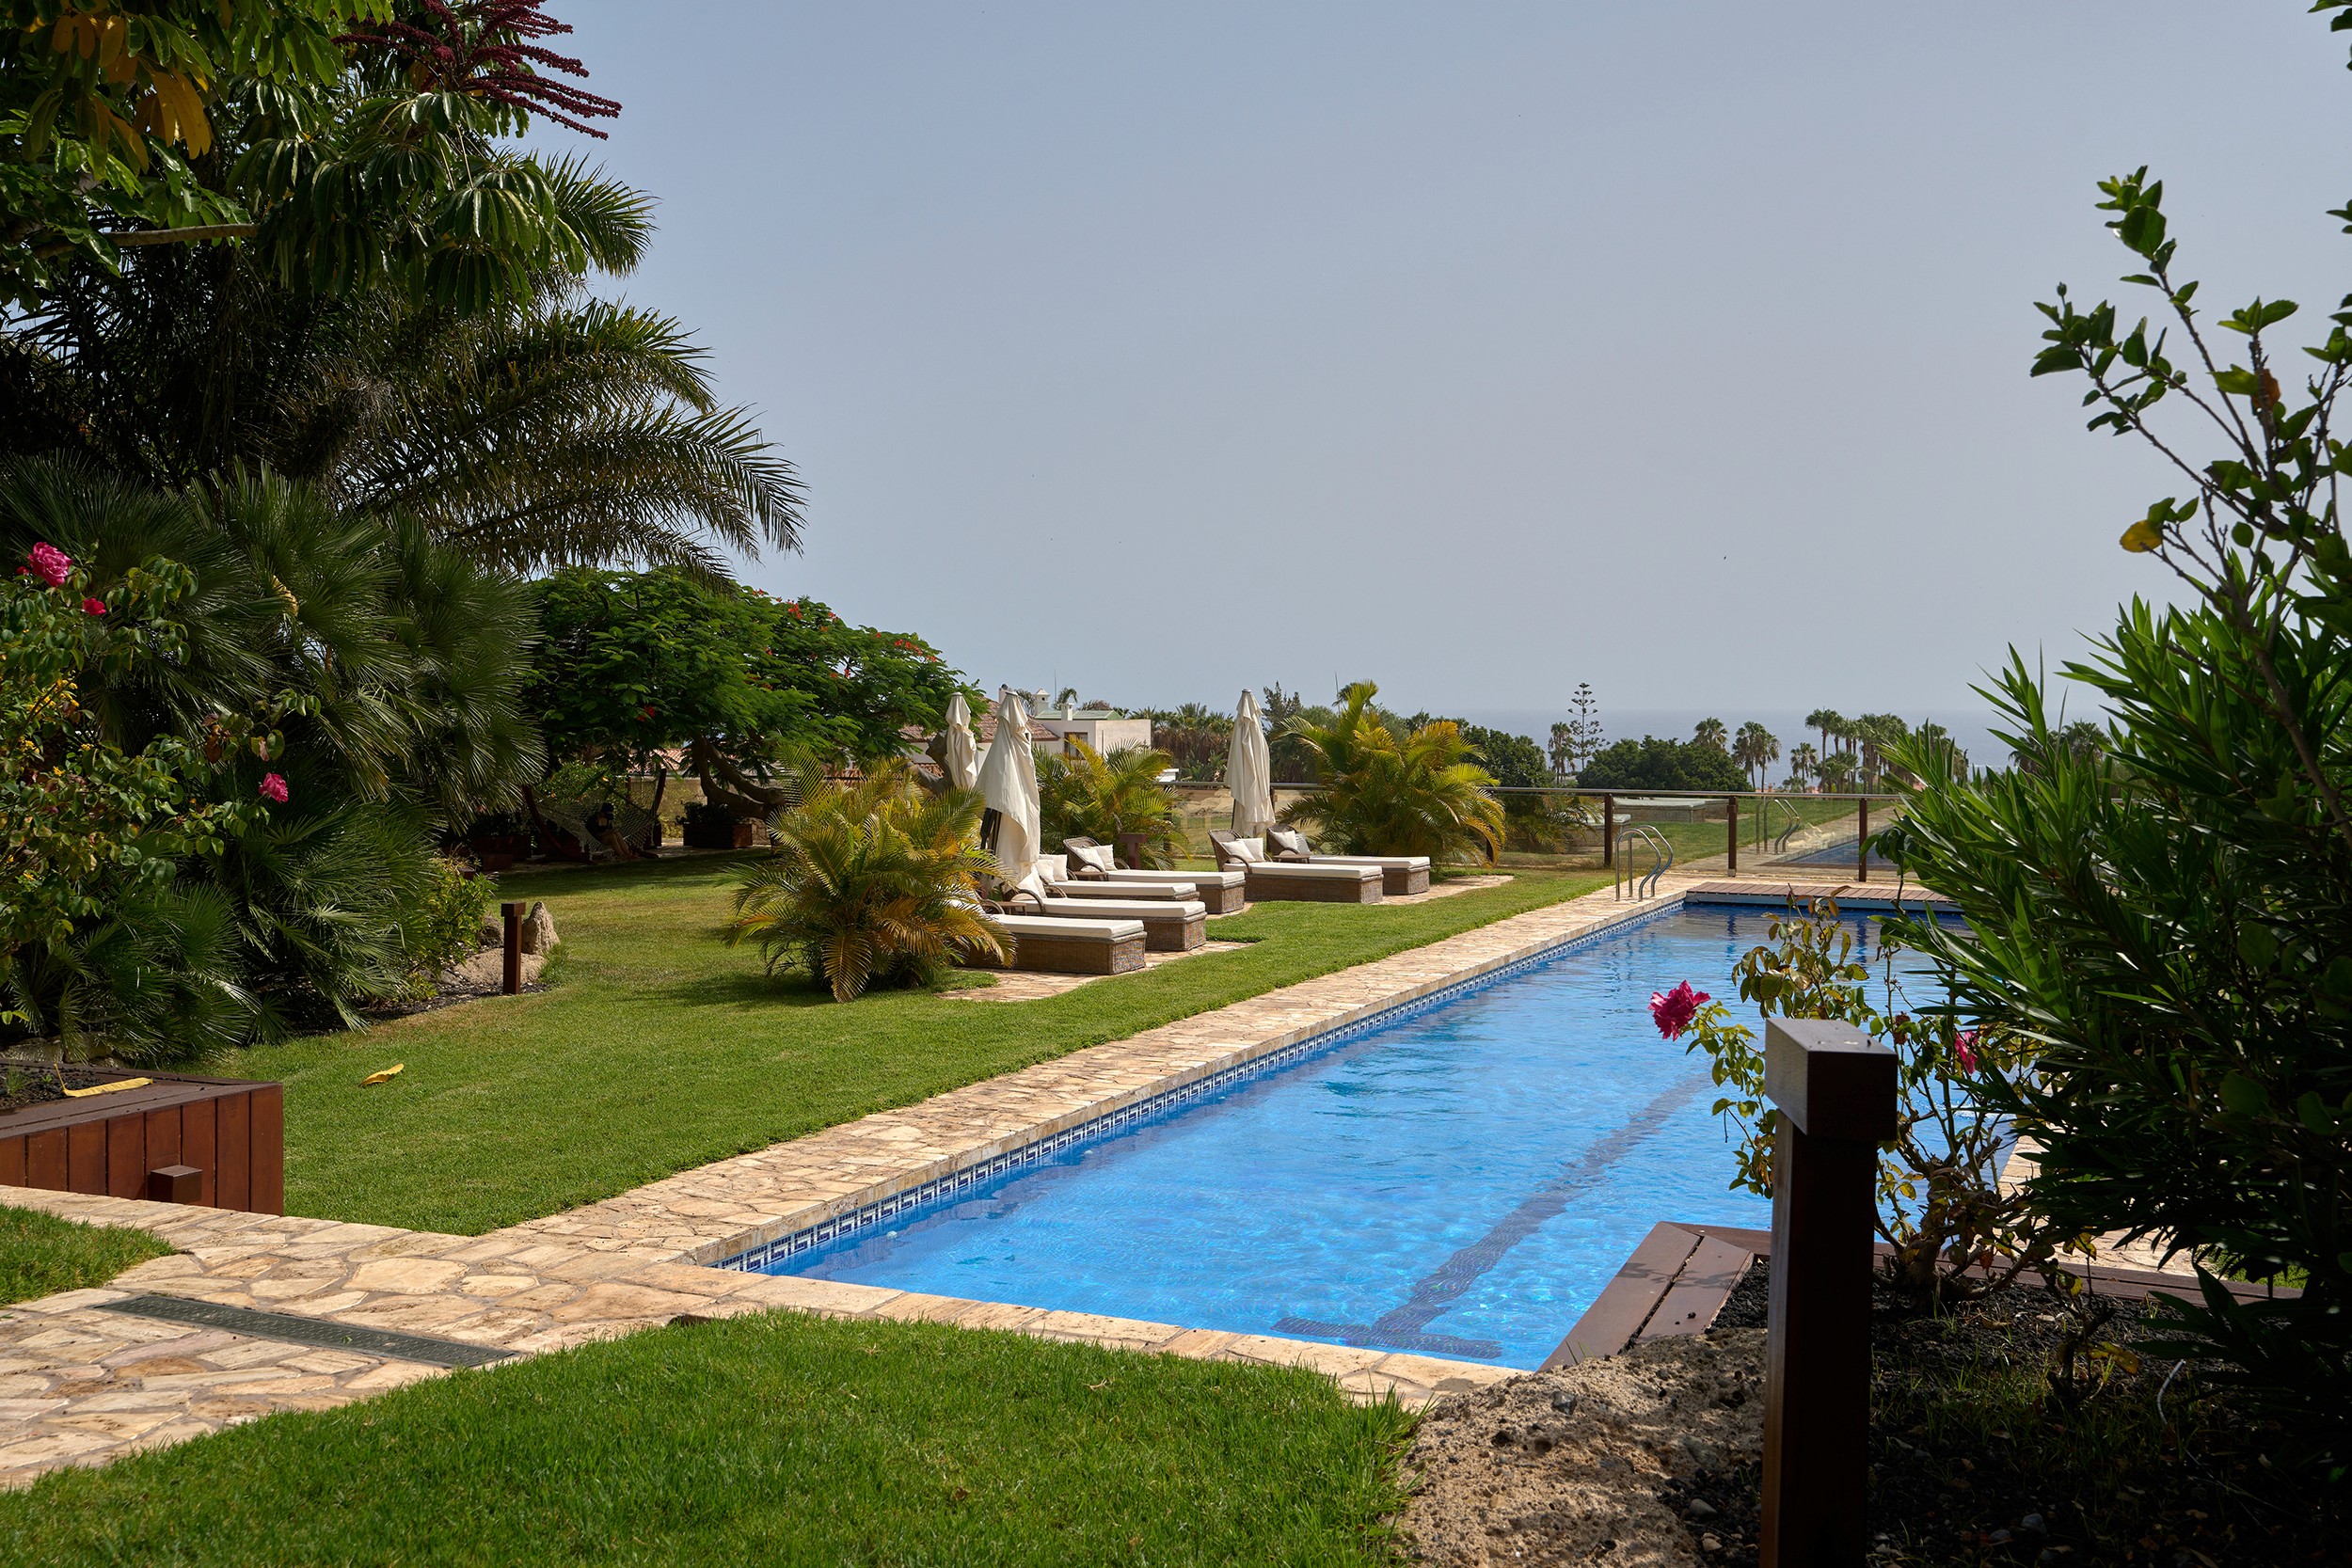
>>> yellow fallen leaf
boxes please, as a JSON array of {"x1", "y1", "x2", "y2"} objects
[
  {"x1": 63, "y1": 1077, "x2": 151, "y2": 1098},
  {"x1": 362, "y1": 1064, "x2": 405, "y2": 1085}
]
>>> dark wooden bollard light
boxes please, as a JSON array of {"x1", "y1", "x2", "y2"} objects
[
  {"x1": 501, "y1": 901, "x2": 524, "y2": 996},
  {"x1": 1761, "y1": 1017, "x2": 1897, "y2": 1568},
  {"x1": 1857, "y1": 799, "x2": 1871, "y2": 883},
  {"x1": 1727, "y1": 795, "x2": 1740, "y2": 874}
]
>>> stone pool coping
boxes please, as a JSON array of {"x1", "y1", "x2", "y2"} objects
[
  {"x1": 0, "y1": 870, "x2": 1885, "y2": 1486},
  {"x1": 485, "y1": 873, "x2": 1750, "y2": 1272}
]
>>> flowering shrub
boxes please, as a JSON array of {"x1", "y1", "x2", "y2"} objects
[
  {"x1": 2, "y1": 546, "x2": 287, "y2": 1044},
  {"x1": 1675, "y1": 898, "x2": 2089, "y2": 1304}
]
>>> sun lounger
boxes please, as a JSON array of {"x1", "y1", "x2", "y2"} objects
[
  {"x1": 1059, "y1": 838, "x2": 1248, "y2": 914},
  {"x1": 975, "y1": 914, "x2": 1148, "y2": 974},
  {"x1": 1030, "y1": 895, "x2": 1207, "y2": 951},
  {"x1": 1214, "y1": 831, "x2": 1430, "y2": 896},
  {"x1": 1033, "y1": 853, "x2": 1200, "y2": 906}
]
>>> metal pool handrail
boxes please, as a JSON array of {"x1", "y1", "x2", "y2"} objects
[{"x1": 1613, "y1": 824, "x2": 1672, "y2": 900}]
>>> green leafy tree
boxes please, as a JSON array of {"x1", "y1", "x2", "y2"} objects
[
  {"x1": 529, "y1": 567, "x2": 972, "y2": 821},
  {"x1": 1577, "y1": 735, "x2": 1746, "y2": 792},
  {"x1": 0, "y1": 0, "x2": 377, "y2": 303},
  {"x1": 724, "y1": 761, "x2": 1006, "y2": 1002},
  {"x1": 1037, "y1": 740, "x2": 1185, "y2": 868},
  {"x1": 1279, "y1": 682, "x2": 1503, "y2": 863}
]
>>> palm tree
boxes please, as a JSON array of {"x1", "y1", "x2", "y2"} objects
[
  {"x1": 4, "y1": 151, "x2": 800, "y2": 577},
  {"x1": 1732, "y1": 722, "x2": 1780, "y2": 789},
  {"x1": 1281, "y1": 683, "x2": 1504, "y2": 863},
  {"x1": 725, "y1": 762, "x2": 1007, "y2": 1001},
  {"x1": 1693, "y1": 717, "x2": 1728, "y2": 752},
  {"x1": 1788, "y1": 742, "x2": 1820, "y2": 789},
  {"x1": 1818, "y1": 751, "x2": 1858, "y2": 793},
  {"x1": 1805, "y1": 708, "x2": 1844, "y2": 763},
  {"x1": 1038, "y1": 742, "x2": 1187, "y2": 867}
]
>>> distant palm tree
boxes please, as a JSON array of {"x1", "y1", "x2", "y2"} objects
[
  {"x1": 1788, "y1": 742, "x2": 1820, "y2": 789},
  {"x1": 1693, "y1": 717, "x2": 1728, "y2": 752},
  {"x1": 1818, "y1": 751, "x2": 1858, "y2": 793},
  {"x1": 1732, "y1": 722, "x2": 1781, "y2": 789},
  {"x1": 1805, "y1": 708, "x2": 1844, "y2": 762}
]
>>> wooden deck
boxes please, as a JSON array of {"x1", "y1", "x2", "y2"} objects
[{"x1": 1544, "y1": 1218, "x2": 2296, "y2": 1370}]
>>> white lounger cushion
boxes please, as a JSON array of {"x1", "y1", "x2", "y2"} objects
[
  {"x1": 1311, "y1": 854, "x2": 1432, "y2": 871},
  {"x1": 1099, "y1": 869, "x2": 1245, "y2": 891},
  {"x1": 1047, "y1": 879, "x2": 1200, "y2": 901},
  {"x1": 1034, "y1": 897, "x2": 1207, "y2": 922},
  {"x1": 987, "y1": 913, "x2": 1146, "y2": 942},
  {"x1": 1247, "y1": 863, "x2": 1379, "y2": 880}
]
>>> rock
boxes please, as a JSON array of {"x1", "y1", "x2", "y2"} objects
[
  {"x1": 519, "y1": 901, "x2": 557, "y2": 955},
  {"x1": 2021, "y1": 1513, "x2": 2047, "y2": 1534},
  {"x1": 1686, "y1": 1497, "x2": 1718, "y2": 1519}
]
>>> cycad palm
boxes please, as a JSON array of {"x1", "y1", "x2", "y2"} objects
[
  {"x1": 726, "y1": 763, "x2": 1008, "y2": 1002},
  {"x1": 1038, "y1": 741, "x2": 1185, "y2": 867},
  {"x1": 1282, "y1": 683, "x2": 1504, "y2": 863}
]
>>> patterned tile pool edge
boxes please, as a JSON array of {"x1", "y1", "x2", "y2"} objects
[{"x1": 717, "y1": 894, "x2": 1695, "y2": 1274}]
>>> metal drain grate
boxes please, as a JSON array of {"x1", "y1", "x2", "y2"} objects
[{"x1": 94, "y1": 1294, "x2": 516, "y2": 1369}]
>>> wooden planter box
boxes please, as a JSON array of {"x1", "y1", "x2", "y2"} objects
[{"x1": 0, "y1": 1072, "x2": 283, "y2": 1213}]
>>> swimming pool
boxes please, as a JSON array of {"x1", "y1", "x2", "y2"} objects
[{"x1": 762, "y1": 902, "x2": 1939, "y2": 1370}]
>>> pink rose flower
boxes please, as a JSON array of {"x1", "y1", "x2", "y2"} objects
[
  {"x1": 1649, "y1": 980, "x2": 1710, "y2": 1040},
  {"x1": 82, "y1": 597, "x2": 105, "y2": 616},
  {"x1": 26, "y1": 542, "x2": 71, "y2": 589},
  {"x1": 258, "y1": 773, "x2": 290, "y2": 804}
]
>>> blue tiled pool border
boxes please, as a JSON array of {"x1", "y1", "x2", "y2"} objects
[{"x1": 715, "y1": 895, "x2": 1713, "y2": 1275}]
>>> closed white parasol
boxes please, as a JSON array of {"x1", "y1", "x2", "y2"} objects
[
  {"x1": 1228, "y1": 688, "x2": 1274, "y2": 837},
  {"x1": 942, "y1": 691, "x2": 980, "y2": 791},
  {"x1": 976, "y1": 689, "x2": 1041, "y2": 884}
]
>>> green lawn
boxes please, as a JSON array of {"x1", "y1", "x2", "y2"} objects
[
  {"x1": 0, "y1": 1204, "x2": 170, "y2": 1306},
  {"x1": 0, "y1": 1309, "x2": 1414, "y2": 1567},
  {"x1": 246, "y1": 858, "x2": 1604, "y2": 1235}
]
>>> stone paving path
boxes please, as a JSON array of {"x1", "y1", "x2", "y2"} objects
[
  {"x1": 493, "y1": 875, "x2": 1711, "y2": 1268},
  {"x1": 0, "y1": 871, "x2": 1753, "y2": 1489},
  {"x1": 0, "y1": 1188, "x2": 1513, "y2": 1487}
]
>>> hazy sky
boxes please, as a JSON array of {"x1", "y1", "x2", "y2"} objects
[{"x1": 537, "y1": 2, "x2": 2348, "y2": 725}]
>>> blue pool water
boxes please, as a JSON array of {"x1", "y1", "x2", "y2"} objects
[{"x1": 767, "y1": 904, "x2": 1940, "y2": 1369}]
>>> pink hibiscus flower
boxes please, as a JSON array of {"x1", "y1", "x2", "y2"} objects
[
  {"x1": 1649, "y1": 981, "x2": 1710, "y2": 1040},
  {"x1": 258, "y1": 773, "x2": 290, "y2": 804},
  {"x1": 26, "y1": 542, "x2": 71, "y2": 589},
  {"x1": 82, "y1": 597, "x2": 105, "y2": 616}
]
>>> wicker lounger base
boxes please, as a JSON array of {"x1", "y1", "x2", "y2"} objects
[
  {"x1": 1242, "y1": 864, "x2": 1384, "y2": 903},
  {"x1": 1036, "y1": 901, "x2": 1207, "y2": 952},
  {"x1": 1300, "y1": 857, "x2": 1432, "y2": 895},
  {"x1": 976, "y1": 917, "x2": 1147, "y2": 974}
]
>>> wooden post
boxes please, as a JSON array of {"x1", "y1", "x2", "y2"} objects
[
  {"x1": 1727, "y1": 796, "x2": 1740, "y2": 874},
  {"x1": 1602, "y1": 794, "x2": 1614, "y2": 869},
  {"x1": 501, "y1": 902, "x2": 523, "y2": 996},
  {"x1": 1857, "y1": 799, "x2": 1871, "y2": 883},
  {"x1": 1760, "y1": 1018, "x2": 1897, "y2": 1568}
]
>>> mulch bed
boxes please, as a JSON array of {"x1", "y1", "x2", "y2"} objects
[
  {"x1": 1658, "y1": 1264, "x2": 2341, "y2": 1567},
  {"x1": 0, "y1": 1062, "x2": 148, "y2": 1116}
]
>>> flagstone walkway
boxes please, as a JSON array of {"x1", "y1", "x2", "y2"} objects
[{"x1": 0, "y1": 870, "x2": 1792, "y2": 1488}]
